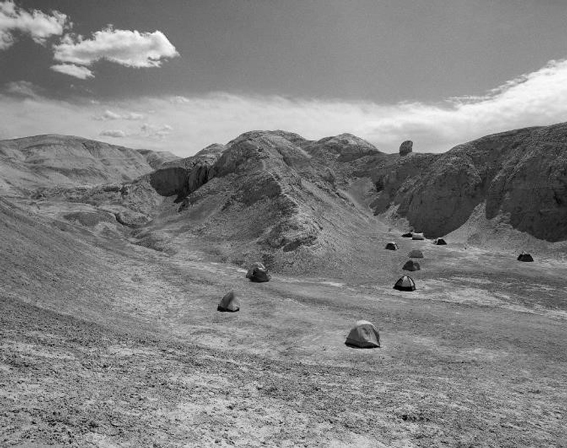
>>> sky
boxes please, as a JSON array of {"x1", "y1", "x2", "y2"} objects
[{"x1": 1, "y1": 0, "x2": 567, "y2": 156}]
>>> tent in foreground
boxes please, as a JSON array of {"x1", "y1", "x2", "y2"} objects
[
  {"x1": 385, "y1": 242, "x2": 398, "y2": 250},
  {"x1": 246, "y1": 262, "x2": 271, "y2": 282},
  {"x1": 408, "y1": 249, "x2": 424, "y2": 258},
  {"x1": 402, "y1": 260, "x2": 421, "y2": 271},
  {"x1": 345, "y1": 320, "x2": 380, "y2": 348},
  {"x1": 217, "y1": 291, "x2": 240, "y2": 312},
  {"x1": 435, "y1": 238, "x2": 447, "y2": 245},
  {"x1": 393, "y1": 275, "x2": 416, "y2": 291},
  {"x1": 517, "y1": 252, "x2": 534, "y2": 262}
]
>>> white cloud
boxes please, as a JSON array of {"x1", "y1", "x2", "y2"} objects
[
  {"x1": 358, "y1": 58, "x2": 567, "y2": 150},
  {"x1": 140, "y1": 123, "x2": 173, "y2": 139},
  {"x1": 1, "y1": 57, "x2": 567, "y2": 155},
  {"x1": 53, "y1": 27, "x2": 179, "y2": 69},
  {"x1": 0, "y1": 0, "x2": 67, "y2": 50},
  {"x1": 100, "y1": 129, "x2": 126, "y2": 138},
  {"x1": 94, "y1": 109, "x2": 144, "y2": 121},
  {"x1": 50, "y1": 63, "x2": 93, "y2": 79}
]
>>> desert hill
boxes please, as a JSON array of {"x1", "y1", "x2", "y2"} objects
[
  {"x1": 139, "y1": 130, "x2": 385, "y2": 275},
  {"x1": 11, "y1": 124, "x2": 567, "y2": 275},
  {"x1": 1, "y1": 127, "x2": 567, "y2": 446},
  {"x1": 0, "y1": 134, "x2": 179, "y2": 196},
  {"x1": 367, "y1": 123, "x2": 567, "y2": 243},
  {"x1": 135, "y1": 124, "x2": 567, "y2": 270}
]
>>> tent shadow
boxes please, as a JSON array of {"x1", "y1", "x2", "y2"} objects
[
  {"x1": 344, "y1": 342, "x2": 380, "y2": 349},
  {"x1": 217, "y1": 306, "x2": 239, "y2": 312}
]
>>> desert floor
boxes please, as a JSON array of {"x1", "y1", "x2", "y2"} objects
[{"x1": 1, "y1": 200, "x2": 566, "y2": 447}]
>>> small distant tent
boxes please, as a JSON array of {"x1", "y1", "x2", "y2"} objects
[
  {"x1": 435, "y1": 238, "x2": 447, "y2": 245},
  {"x1": 385, "y1": 242, "x2": 399, "y2": 251},
  {"x1": 402, "y1": 232, "x2": 413, "y2": 238},
  {"x1": 412, "y1": 233, "x2": 425, "y2": 240},
  {"x1": 246, "y1": 262, "x2": 271, "y2": 282},
  {"x1": 393, "y1": 275, "x2": 416, "y2": 291},
  {"x1": 402, "y1": 260, "x2": 421, "y2": 271},
  {"x1": 217, "y1": 291, "x2": 240, "y2": 312},
  {"x1": 517, "y1": 252, "x2": 534, "y2": 262},
  {"x1": 408, "y1": 249, "x2": 424, "y2": 258},
  {"x1": 345, "y1": 320, "x2": 380, "y2": 348}
]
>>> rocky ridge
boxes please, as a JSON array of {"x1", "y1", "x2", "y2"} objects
[
  {"x1": 370, "y1": 123, "x2": 567, "y2": 242},
  {"x1": 3, "y1": 123, "x2": 567, "y2": 274}
]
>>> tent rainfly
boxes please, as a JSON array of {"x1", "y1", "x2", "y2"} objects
[
  {"x1": 345, "y1": 320, "x2": 380, "y2": 348},
  {"x1": 217, "y1": 291, "x2": 240, "y2": 312},
  {"x1": 393, "y1": 275, "x2": 416, "y2": 291},
  {"x1": 385, "y1": 242, "x2": 398, "y2": 251}
]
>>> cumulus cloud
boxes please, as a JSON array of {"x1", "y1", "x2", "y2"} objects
[
  {"x1": 50, "y1": 63, "x2": 93, "y2": 79},
  {"x1": 0, "y1": 3, "x2": 177, "y2": 79},
  {"x1": 99, "y1": 129, "x2": 126, "y2": 138},
  {"x1": 357, "y1": 58, "x2": 567, "y2": 149},
  {"x1": 0, "y1": 0, "x2": 67, "y2": 50},
  {"x1": 94, "y1": 109, "x2": 145, "y2": 121},
  {"x1": 2, "y1": 57, "x2": 567, "y2": 155},
  {"x1": 53, "y1": 27, "x2": 179, "y2": 69}
]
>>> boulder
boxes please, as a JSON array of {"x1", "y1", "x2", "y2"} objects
[{"x1": 399, "y1": 140, "x2": 413, "y2": 157}]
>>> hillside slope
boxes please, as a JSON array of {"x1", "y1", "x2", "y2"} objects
[
  {"x1": 0, "y1": 134, "x2": 178, "y2": 195},
  {"x1": 140, "y1": 130, "x2": 388, "y2": 275},
  {"x1": 369, "y1": 123, "x2": 567, "y2": 242}
]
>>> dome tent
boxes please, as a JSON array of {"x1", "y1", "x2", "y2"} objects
[
  {"x1": 435, "y1": 238, "x2": 447, "y2": 245},
  {"x1": 517, "y1": 252, "x2": 534, "y2": 262},
  {"x1": 393, "y1": 275, "x2": 416, "y2": 291},
  {"x1": 217, "y1": 291, "x2": 240, "y2": 312},
  {"x1": 246, "y1": 262, "x2": 271, "y2": 282},
  {"x1": 412, "y1": 233, "x2": 425, "y2": 240},
  {"x1": 408, "y1": 249, "x2": 424, "y2": 258},
  {"x1": 385, "y1": 242, "x2": 398, "y2": 250},
  {"x1": 402, "y1": 260, "x2": 420, "y2": 271},
  {"x1": 345, "y1": 320, "x2": 380, "y2": 348}
]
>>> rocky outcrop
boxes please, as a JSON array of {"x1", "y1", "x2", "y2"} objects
[
  {"x1": 372, "y1": 124, "x2": 567, "y2": 242},
  {"x1": 149, "y1": 148, "x2": 222, "y2": 201},
  {"x1": 399, "y1": 140, "x2": 413, "y2": 156},
  {"x1": 303, "y1": 133, "x2": 380, "y2": 163}
]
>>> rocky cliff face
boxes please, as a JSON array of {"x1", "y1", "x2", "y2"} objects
[{"x1": 371, "y1": 123, "x2": 567, "y2": 242}]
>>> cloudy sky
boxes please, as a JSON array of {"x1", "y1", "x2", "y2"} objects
[{"x1": 1, "y1": 0, "x2": 567, "y2": 156}]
